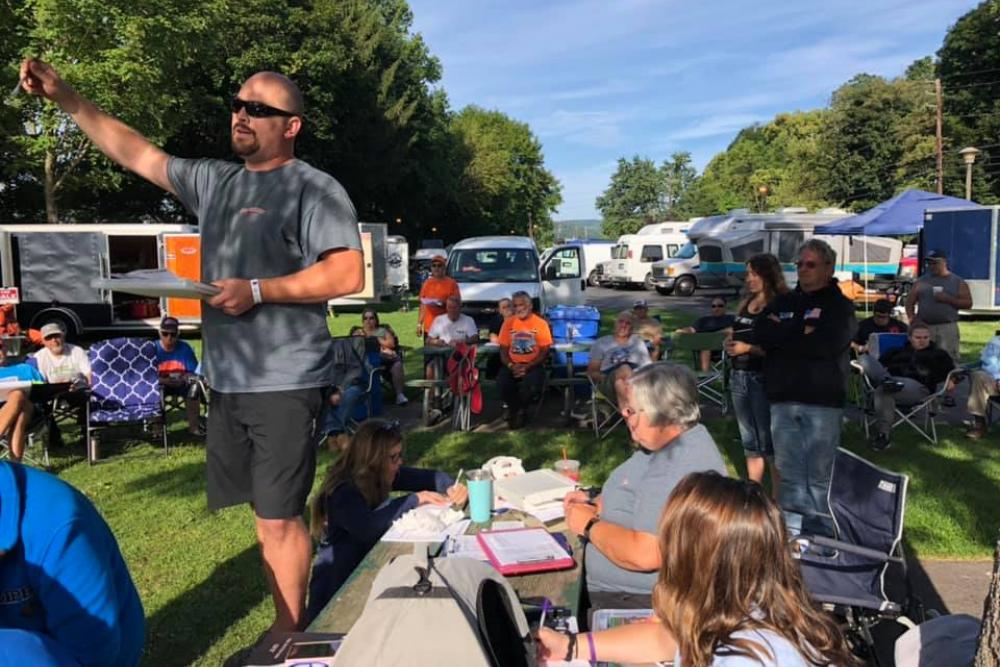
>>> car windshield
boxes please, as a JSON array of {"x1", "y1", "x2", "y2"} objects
[
  {"x1": 675, "y1": 242, "x2": 697, "y2": 259},
  {"x1": 447, "y1": 248, "x2": 539, "y2": 282}
]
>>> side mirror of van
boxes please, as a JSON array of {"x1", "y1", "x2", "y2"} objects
[{"x1": 543, "y1": 263, "x2": 559, "y2": 280}]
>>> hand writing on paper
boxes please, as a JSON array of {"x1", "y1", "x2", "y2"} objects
[
  {"x1": 415, "y1": 491, "x2": 449, "y2": 506},
  {"x1": 447, "y1": 484, "x2": 468, "y2": 507},
  {"x1": 565, "y1": 501, "x2": 598, "y2": 536}
]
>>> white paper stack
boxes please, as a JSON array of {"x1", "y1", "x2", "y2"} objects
[{"x1": 494, "y1": 469, "x2": 576, "y2": 514}]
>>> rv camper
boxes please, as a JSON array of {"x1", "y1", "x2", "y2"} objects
[
  {"x1": 923, "y1": 206, "x2": 1000, "y2": 313},
  {"x1": 0, "y1": 223, "x2": 201, "y2": 338},
  {"x1": 607, "y1": 221, "x2": 691, "y2": 289},
  {"x1": 693, "y1": 209, "x2": 902, "y2": 292},
  {"x1": 329, "y1": 222, "x2": 403, "y2": 305}
]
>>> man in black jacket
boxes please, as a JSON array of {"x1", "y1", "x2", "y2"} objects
[
  {"x1": 755, "y1": 239, "x2": 856, "y2": 535},
  {"x1": 859, "y1": 322, "x2": 954, "y2": 451}
]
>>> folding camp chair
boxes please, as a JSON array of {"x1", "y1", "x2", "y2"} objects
[
  {"x1": 587, "y1": 375, "x2": 624, "y2": 439},
  {"x1": 794, "y1": 448, "x2": 923, "y2": 666},
  {"x1": 670, "y1": 331, "x2": 728, "y2": 413},
  {"x1": 852, "y1": 356, "x2": 966, "y2": 445},
  {"x1": 86, "y1": 338, "x2": 167, "y2": 464},
  {"x1": 0, "y1": 400, "x2": 51, "y2": 469},
  {"x1": 326, "y1": 336, "x2": 380, "y2": 433},
  {"x1": 446, "y1": 343, "x2": 481, "y2": 431}
]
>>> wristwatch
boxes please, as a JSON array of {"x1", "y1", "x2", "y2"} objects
[{"x1": 581, "y1": 516, "x2": 600, "y2": 544}]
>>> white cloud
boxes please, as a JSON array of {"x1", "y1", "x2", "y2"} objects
[{"x1": 533, "y1": 110, "x2": 631, "y2": 149}]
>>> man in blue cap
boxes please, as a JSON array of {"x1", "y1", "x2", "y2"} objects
[{"x1": 0, "y1": 461, "x2": 145, "y2": 666}]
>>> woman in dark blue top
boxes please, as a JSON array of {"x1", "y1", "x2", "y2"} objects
[
  {"x1": 306, "y1": 419, "x2": 467, "y2": 622},
  {"x1": 724, "y1": 253, "x2": 787, "y2": 492}
]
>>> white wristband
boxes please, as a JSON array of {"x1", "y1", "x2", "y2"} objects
[{"x1": 250, "y1": 279, "x2": 263, "y2": 305}]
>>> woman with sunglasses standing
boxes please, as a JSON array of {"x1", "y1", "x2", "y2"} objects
[
  {"x1": 360, "y1": 309, "x2": 407, "y2": 405},
  {"x1": 724, "y1": 254, "x2": 787, "y2": 492},
  {"x1": 305, "y1": 419, "x2": 468, "y2": 622},
  {"x1": 539, "y1": 473, "x2": 858, "y2": 666}
]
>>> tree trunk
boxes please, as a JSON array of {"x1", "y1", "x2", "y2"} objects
[
  {"x1": 975, "y1": 537, "x2": 1000, "y2": 666},
  {"x1": 44, "y1": 148, "x2": 58, "y2": 223}
]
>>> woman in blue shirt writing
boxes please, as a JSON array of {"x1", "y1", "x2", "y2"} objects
[{"x1": 305, "y1": 419, "x2": 467, "y2": 622}]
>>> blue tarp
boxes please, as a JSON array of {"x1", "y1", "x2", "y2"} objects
[{"x1": 814, "y1": 189, "x2": 981, "y2": 236}]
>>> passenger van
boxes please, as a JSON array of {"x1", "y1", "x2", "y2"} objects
[
  {"x1": 649, "y1": 241, "x2": 699, "y2": 295},
  {"x1": 446, "y1": 236, "x2": 586, "y2": 324},
  {"x1": 606, "y1": 222, "x2": 689, "y2": 289}
]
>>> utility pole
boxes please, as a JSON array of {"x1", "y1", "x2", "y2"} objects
[{"x1": 935, "y1": 78, "x2": 944, "y2": 195}]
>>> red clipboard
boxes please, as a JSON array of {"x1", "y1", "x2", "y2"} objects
[{"x1": 476, "y1": 527, "x2": 575, "y2": 576}]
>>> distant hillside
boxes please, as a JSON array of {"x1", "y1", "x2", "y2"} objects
[{"x1": 553, "y1": 219, "x2": 604, "y2": 240}]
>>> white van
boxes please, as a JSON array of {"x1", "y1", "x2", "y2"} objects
[
  {"x1": 446, "y1": 236, "x2": 585, "y2": 323},
  {"x1": 541, "y1": 239, "x2": 614, "y2": 287},
  {"x1": 606, "y1": 222, "x2": 689, "y2": 289},
  {"x1": 649, "y1": 241, "x2": 699, "y2": 296}
]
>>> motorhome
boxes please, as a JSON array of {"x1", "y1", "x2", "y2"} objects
[
  {"x1": 923, "y1": 206, "x2": 1000, "y2": 313},
  {"x1": 692, "y1": 209, "x2": 902, "y2": 291},
  {"x1": 606, "y1": 221, "x2": 690, "y2": 289},
  {"x1": 446, "y1": 236, "x2": 586, "y2": 324},
  {"x1": 0, "y1": 223, "x2": 201, "y2": 338}
]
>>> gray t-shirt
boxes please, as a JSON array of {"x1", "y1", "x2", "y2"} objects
[
  {"x1": 167, "y1": 157, "x2": 361, "y2": 392},
  {"x1": 586, "y1": 424, "x2": 727, "y2": 594},
  {"x1": 590, "y1": 334, "x2": 652, "y2": 372},
  {"x1": 914, "y1": 273, "x2": 963, "y2": 324}
]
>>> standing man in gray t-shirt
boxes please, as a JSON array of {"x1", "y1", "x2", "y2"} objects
[
  {"x1": 19, "y1": 59, "x2": 364, "y2": 639},
  {"x1": 905, "y1": 250, "x2": 971, "y2": 364}
]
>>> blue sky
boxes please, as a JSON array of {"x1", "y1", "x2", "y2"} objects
[{"x1": 408, "y1": 0, "x2": 979, "y2": 219}]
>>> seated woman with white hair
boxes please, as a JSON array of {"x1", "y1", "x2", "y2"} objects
[{"x1": 564, "y1": 362, "x2": 728, "y2": 611}]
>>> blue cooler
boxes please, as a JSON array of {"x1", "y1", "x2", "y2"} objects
[{"x1": 547, "y1": 305, "x2": 600, "y2": 398}]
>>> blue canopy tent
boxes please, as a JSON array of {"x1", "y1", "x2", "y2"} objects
[
  {"x1": 815, "y1": 190, "x2": 981, "y2": 312},
  {"x1": 814, "y1": 189, "x2": 980, "y2": 236}
]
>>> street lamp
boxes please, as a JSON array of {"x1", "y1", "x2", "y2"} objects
[
  {"x1": 959, "y1": 147, "x2": 980, "y2": 200},
  {"x1": 431, "y1": 226, "x2": 438, "y2": 234},
  {"x1": 756, "y1": 185, "x2": 770, "y2": 213},
  {"x1": 395, "y1": 217, "x2": 402, "y2": 224}
]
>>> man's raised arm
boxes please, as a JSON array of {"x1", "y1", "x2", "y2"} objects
[{"x1": 19, "y1": 58, "x2": 176, "y2": 196}]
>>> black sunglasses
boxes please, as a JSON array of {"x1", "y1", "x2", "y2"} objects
[
  {"x1": 230, "y1": 96, "x2": 297, "y2": 118},
  {"x1": 711, "y1": 303, "x2": 725, "y2": 308}
]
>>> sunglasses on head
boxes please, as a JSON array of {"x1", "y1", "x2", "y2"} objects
[{"x1": 230, "y1": 96, "x2": 297, "y2": 118}]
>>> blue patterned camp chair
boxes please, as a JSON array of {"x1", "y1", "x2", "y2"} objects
[{"x1": 86, "y1": 338, "x2": 167, "y2": 464}]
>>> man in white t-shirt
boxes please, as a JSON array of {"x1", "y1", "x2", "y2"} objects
[
  {"x1": 32, "y1": 323, "x2": 91, "y2": 385},
  {"x1": 427, "y1": 295, "x2": 479, "y2": 346}
]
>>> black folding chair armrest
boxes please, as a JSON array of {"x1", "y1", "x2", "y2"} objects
[{"x1": 793, "y1": 535, "x2": 903, "y2": 563}]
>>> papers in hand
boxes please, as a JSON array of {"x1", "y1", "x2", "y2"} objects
[
  {"x1": 381, "y1": 505, "x2": 469, "y2": 543},
  {"x1": 92, "y1": 269, "x2": 221, "y2": 299}
]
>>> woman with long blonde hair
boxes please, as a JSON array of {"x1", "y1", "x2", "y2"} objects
[
  {"x1": 305, "y1": 419, "x2": 467, "y2": 622},
  {"x1": 539, "y1": 472, "x2": 857, "y2": 666}
]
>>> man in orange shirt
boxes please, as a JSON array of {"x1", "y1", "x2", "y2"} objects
[
  {"x1": 417, "y1": 254, "x2": 460, "y2": 336},
  {"x1": 498, "y1": 291, "x2": 552, "y2": 429}
]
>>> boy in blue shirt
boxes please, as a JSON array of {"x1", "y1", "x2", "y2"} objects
[{"x1": 0, "y1": 462, "x2": 145, "y2": 666}]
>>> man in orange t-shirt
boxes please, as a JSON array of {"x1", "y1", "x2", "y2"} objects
[
  {"x1": 497, "y1": 291, "x2": 552, "y2": 429},
  {"x1": 417, "y1": 254, "x2": 460, "y2": 336}
]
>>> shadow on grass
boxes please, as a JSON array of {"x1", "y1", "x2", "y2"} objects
[
  {"x1": 144, "y1": 545, "x2": 267, "y2": 667},
  {"x1": 125, "y1": 460, "x2": 206, "y2": 499}
]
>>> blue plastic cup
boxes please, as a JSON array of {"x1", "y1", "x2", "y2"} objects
[{"x1": 467, "y1": 469, "x2": 493, "y2": 523}]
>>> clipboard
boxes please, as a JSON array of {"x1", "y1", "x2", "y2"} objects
[{"x1": 476, "y1": 527, "x2": 574, "y2": 576}]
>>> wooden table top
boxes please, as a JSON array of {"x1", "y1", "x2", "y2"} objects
[{"x1": 308, "y1": 511, "x2": 583, "y2": 634}]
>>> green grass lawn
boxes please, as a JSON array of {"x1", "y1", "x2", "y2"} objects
[{"x1": 36, "y1": 304, "x2": 1000, "y2": 665}]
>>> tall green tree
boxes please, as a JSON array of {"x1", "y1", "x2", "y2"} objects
[
  {"x1": 448, "y1": 106, "x2": 562, "y2": 241},
  {"x1": 595, "y1": 156, "x2": 666, "y2": 238},
  {"x1": 937, "y1": 0, "x2": 1000, "y2": 203},
  {"x1": 661, "y1": 151, "x2": 697, "y2": 218},
  {"x1": 5, "y1": 0, "x2": 221, "y2": 222}
]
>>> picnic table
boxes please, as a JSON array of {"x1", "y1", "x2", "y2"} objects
[{"x1": 308, "y1": 511, "x2": 583, "y2": 634}]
